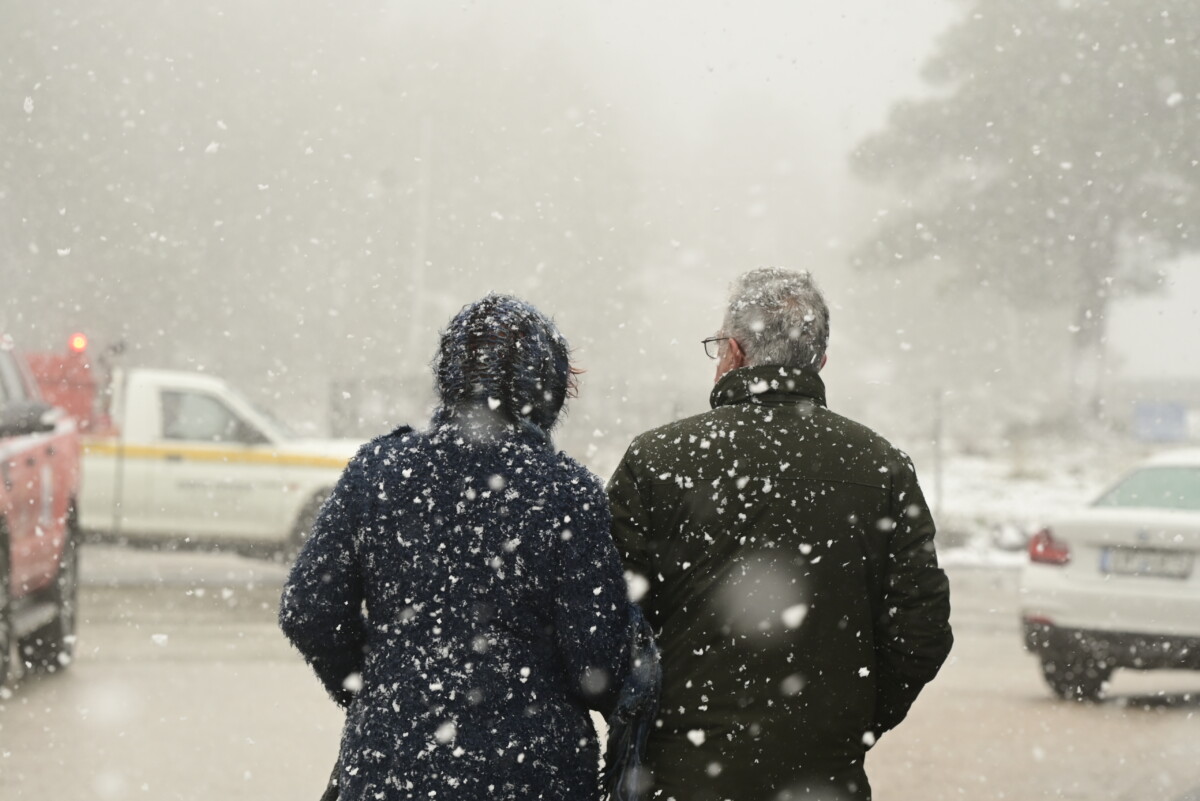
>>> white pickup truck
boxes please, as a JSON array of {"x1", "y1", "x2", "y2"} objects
[{"x1": 76, "y1": 368, "x2": 360, "y2": 557}]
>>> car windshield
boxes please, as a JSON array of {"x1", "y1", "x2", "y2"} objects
[
  {"x1": 1092, "y1": 466, "x2": 1200, "y2": 512},
  {"x1": 248, "y1": 398, "x2": 297, "y2": 440},
  {"x1": 218, "y1": 383, "x2": 296, "y2": 440}
]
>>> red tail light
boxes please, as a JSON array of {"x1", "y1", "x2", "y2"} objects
[{"x1": 1029, "y1": 528, "x2": 1070, "y2": 566}]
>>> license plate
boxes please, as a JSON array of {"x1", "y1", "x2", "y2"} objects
[{"x1": 1102, "y1": 547, "x2": 1195, "y2": 579}]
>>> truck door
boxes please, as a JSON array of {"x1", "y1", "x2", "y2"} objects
[
  {"x1": 152, "y1": 388, "x2": 284, "y2": 543},
  {"x1": 0, "y1": 350, "x2": 48, "y2": 588}
]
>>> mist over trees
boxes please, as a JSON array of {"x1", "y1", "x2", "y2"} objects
[
  {"x1": 6, "y1": 1, "x2": 892, "y2": 464},
  {"x1": 2, "y1": 3, "x2": 652, "y2": 451},
  {"x1": 853, "y1": 0, "x2": 1200, "y2": 423},
  {"x1": 7, "y1": 0, "x2": 1188, "y2": 469}
]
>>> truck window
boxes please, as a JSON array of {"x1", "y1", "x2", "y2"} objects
[
  {"x1": 0, "y1": 351, "x2": 28, "y2": 403},
  {"x1": 161, "y1": 390, "x2": 267, "y2": 445},
  {"x1": 0, "y1": 355, "x2": 12, "y2": 406}
]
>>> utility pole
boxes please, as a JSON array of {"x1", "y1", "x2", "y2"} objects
[
  {"x1": 932, "y1": 387, "x2": 944, "y2": 519},
  {"x1": 408, "y1": 116, "x2": 433, "y2": 355}
]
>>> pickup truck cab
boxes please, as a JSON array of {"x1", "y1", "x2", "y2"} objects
[
  {"x1": 1, "y1": 339, "x2": 82, "y2": 687},
  {"x1": 78, "y1": 367, "x2": 359, "y2": 555}
]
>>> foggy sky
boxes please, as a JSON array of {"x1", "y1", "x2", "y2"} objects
[{"x1": 4, "y1": 0, "x2": 1196, "y2": 472}]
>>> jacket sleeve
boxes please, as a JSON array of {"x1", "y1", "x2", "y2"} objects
[
  {"x1": 553, "y1": 472, "x2": 633, "y2": 718},
  {"x1": 606, "y1": 444, "x2": 657, "y2": 619},
  {"x1": 872, "y1": 452, "x2": 953, "y2": 736},
  {"x1": 279, "y1": 449, "x2": 370, "y2": 709}
]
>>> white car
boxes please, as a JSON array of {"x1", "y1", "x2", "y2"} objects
[{"x1": 1019, "y1": 449, "x2": 1200, "y2": 701}]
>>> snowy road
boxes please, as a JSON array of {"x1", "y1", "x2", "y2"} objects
[{"x1": 1, "y1": 547, "x2": 1198, "y2": 801}]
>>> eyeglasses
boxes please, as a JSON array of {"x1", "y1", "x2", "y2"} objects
[{"x1": 701, "y1": 336, "x2": 731, "y2": 360}]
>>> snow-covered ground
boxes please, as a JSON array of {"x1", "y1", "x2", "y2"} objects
[
  {"x1": 79, "y1": 543, "x2": 289, "y2": 588},
  {"x1": 25, "y1": 543, "x2": 1199, "y2": 801},
  {"x1": 925, "y1": 436, "x2": 1164, "y2": 567},
  {"x1": 936, "y1": 452, "x2": 1100, "y2": 567}
]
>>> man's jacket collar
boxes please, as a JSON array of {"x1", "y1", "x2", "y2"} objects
[{"x1": 709, "y1": 364, "x2": 827, "y2": 410}]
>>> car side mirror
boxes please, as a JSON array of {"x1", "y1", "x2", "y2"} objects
[{"x1": 0, "y1": 400, "x2": 59, "y2": 437}]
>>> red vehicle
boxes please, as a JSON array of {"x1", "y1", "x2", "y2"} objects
[
  {"x1": 22, "y1": 332, "x2": 113, "y2": 435},
  {"x1": 0, "y1": 336, "x2": 82, "y2": 686}
]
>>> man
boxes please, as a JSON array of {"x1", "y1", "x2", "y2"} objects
[{"x1": 607, "y1": 268, "x2": 953, "y2": 801}]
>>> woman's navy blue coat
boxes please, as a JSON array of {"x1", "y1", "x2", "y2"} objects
[{"x1": 280, "y1": 413, "x2": 633, "y2": 800}]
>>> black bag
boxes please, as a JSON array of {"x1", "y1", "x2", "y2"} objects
[
  {"x1": 602, "y1": 607, "x2": 662, "y2": 801},
  {"x1": 319, "y1": 763, "x2": 339, "y2": 801}
]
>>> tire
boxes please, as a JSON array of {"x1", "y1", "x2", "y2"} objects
[
  {"x1": 19, "y1": 505, "x2": 80, "y2": 674},
  {"x1": 0, "y1": 526, "x2": 12, "y2": 687},
  {"x1": 281, "y1": 492, "x2": 328, "y2": 563},
  {"x1": 1040, "y1": 651, "x2": 1112, "y2": 702}
]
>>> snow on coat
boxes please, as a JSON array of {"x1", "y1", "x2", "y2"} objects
[
  {"x1": 280, "y1": 295, "x2": 633, "y2": 800},
  {"x1": 608, "y1": 364, "x2": 954, "y2": 801}
]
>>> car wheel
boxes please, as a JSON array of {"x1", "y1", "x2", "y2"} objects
[
  {"x1": 0, "y1": 526, "x2": 12, "y2": 687},
  {"x1": 281, "y1": 492, "x2": 328, "y2": 563},
  {"x1": 19, "y1": 506, "x2": 80, "y2": 674},
  {"x1": 1039, "y1": 651, "x2": 1111, "y2": 702}
]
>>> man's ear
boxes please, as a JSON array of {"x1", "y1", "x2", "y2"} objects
[
  {"x1": 819, "y1": 353, "x2": 828, "y2": 371},
  {"x1": 729, "y1": 338, "x2": 748, "y2": 369},
  {"x1": 714, "y1": 337, "x2": 748, "y2": 383}
]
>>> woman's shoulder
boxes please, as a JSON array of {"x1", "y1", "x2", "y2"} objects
[
  {"x1": 545, "y1": 449, "x2": 599, "y2": 487},
  {"x1": 493, "y1": 444, "x2": 604, "y2": 508},
  {"x1": 536, "y1": 450, "x2": 608, "y2": 515},
  {"x1": 349, "y1": 425, "x2": 425, "y2": 470}
]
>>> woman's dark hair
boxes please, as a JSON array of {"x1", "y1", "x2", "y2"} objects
[{"x1": 433, "y1": 294, "x2": 575, "y2": 433}]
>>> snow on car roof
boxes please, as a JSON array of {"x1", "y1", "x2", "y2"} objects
[{"x1": 1142, "y1": 448, "x2": 1200, "y2": 467}]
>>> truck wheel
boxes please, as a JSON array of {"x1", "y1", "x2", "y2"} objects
[
  {"x1": 19, "y1": 506, "x2": 80, "y2": 674},
  {"x1": 1039, "y1": 651, "x2": 1111, "y2": 702},
  {"x1": 0, "y1": 527, "x2": 12, "y2": 687},
  {"x1": 282, "y1": 492, "x2": 328, "y2": 563}
]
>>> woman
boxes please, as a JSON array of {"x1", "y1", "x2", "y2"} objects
[{"x1": 280, "y1": 294, "x2": 634, "y2": 800}]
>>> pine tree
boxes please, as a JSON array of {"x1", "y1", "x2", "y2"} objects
[{"x1": 853, "y1": 0, "x2": 1200, "y2": 417}]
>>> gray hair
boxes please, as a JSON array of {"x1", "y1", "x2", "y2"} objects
[{"x1": 722, "y1": 268, "x2": 830, "y2": 370}]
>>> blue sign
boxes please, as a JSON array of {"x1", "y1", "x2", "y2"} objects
[{"x1": 1132, "y1": 402, "x2": 1189, "y2": 442}]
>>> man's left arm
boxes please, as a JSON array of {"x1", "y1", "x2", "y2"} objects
[{"x1": 872, "y1": 451, "x2": 954, "y2": 737}]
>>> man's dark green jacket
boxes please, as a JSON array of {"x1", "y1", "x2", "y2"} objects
[{"x1": 607, "y1": 364, "x2": 953, "y2": 800}]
